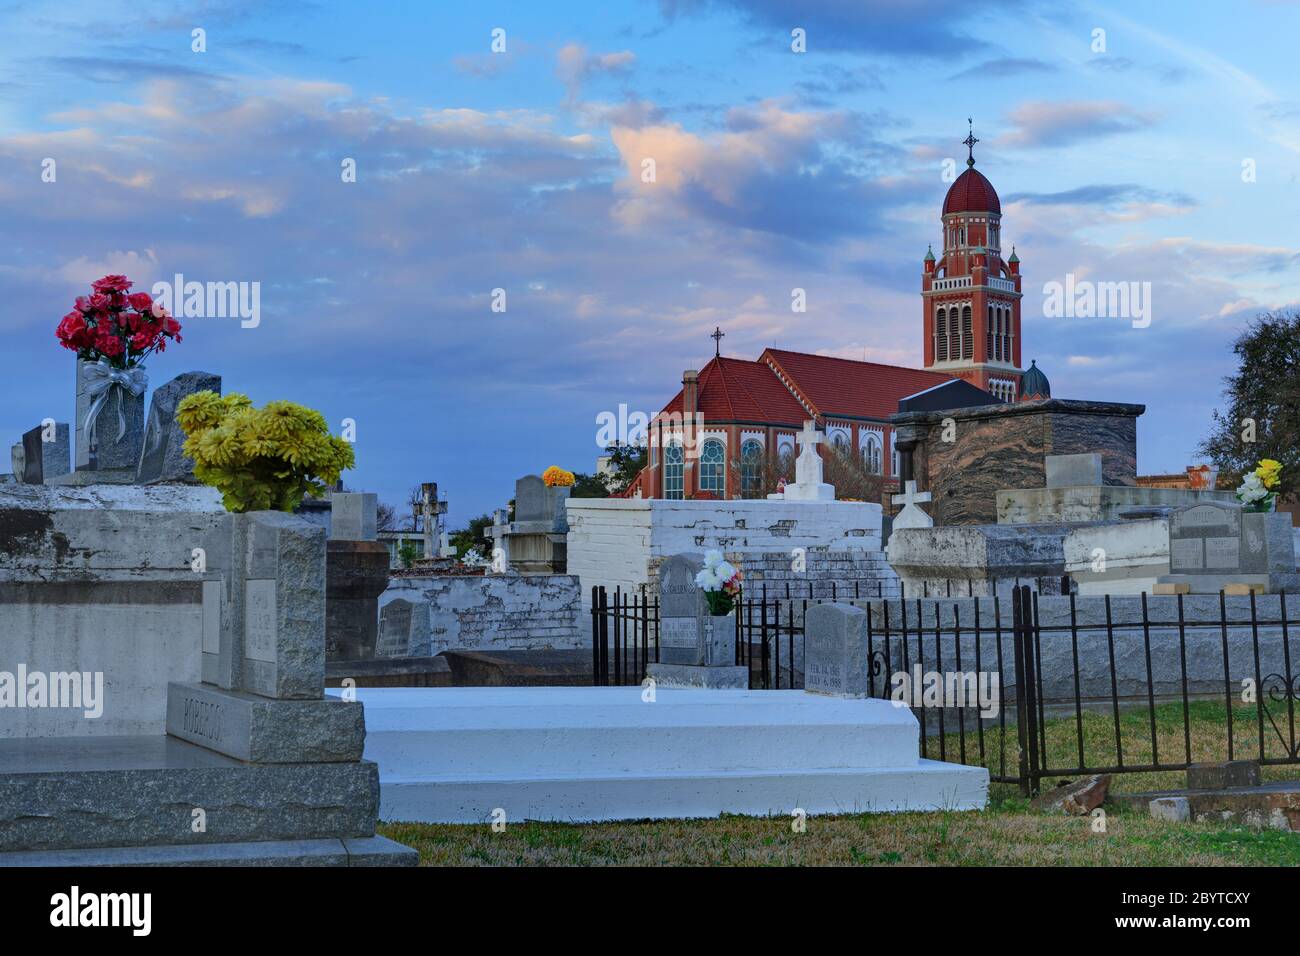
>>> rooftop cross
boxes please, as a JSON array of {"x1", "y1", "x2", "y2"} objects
[
  {"x1": 710, "y1": 326, "x2": 725, "y2": 358},
  {"x1": 963, "y1": 118, "x2": 978, "y2": 167}
]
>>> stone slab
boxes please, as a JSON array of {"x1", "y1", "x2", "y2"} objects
[
  {"x1": 1187, "y1": 760, "x2": 1261, "y2": 791},
  {"x1": 1045, "y1": 452, "x2": 1103, "y2": 488},
  {"x1": 0, "y1": 735, "x2": 379, "y2": 852},
  {"x1": 326, "y1": 656, "x2": 454, "y2": 688},
  {"x1": 439, "y1": 649, "x2": 592, "y2": 686},
  {"x1": 646, "y1": 662, "x2": 749, "y2": 689},
  {"x1": 338, "y1": 686, "x2": 987, "y2": 822},
  {"x1": 165, "y1": 682, "x2": 366, "y2": 763},
  {"x1": 0, "y1": 835, "x2": 417, "y2": 867}
]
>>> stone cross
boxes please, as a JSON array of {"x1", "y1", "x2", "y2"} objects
[
  {"x1": 891, "y1": 480, "x2": 934, "y2": 530},
  {"x1": 773, "y1": 419, "x2": 835, "y2": 501},
  {"x1": 421, "y1": 482, "x2": 441, "y2": 559}
]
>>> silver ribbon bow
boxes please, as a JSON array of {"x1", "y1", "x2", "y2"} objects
[{"x1": 82, "y1": 359, "x2": 148, "y2": 447}]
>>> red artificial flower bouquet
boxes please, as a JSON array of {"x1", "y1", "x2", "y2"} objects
[{"x1": 56, "y1": 274, "x2": 182, "y2": 369}]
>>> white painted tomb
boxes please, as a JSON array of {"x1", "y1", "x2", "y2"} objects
[{"x1": 332, "y1": 686, "x2": 989, "y2": 823}]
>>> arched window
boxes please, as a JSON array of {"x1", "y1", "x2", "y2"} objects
[
  {"x1": 663, "y1": 442, "x2": 684, "y2": 499},
  {"x1": 1004, "y1": 308, "x2": 1012, "y2": 363},
  {"x1": 861, "y1": 434, "x2": 882, "y2": 475},
  {"x1": 699, "y1": 438, "x2": 725, "y2": 494},
  {"x1": 740, "y1": 439, "x2": 763, "y2": 498},
  {"x1": 831, "y1": 431, "x2": 849, "y2": 454},
  {"x1": 986, "y1": 304, "x2": 994, "y2": 361},
  {"x1": 961, "y1": 305, "x2": 973, "y2": 360},
  {"x1": 936, "y1": 307, "x2": 949, "y2": 361}
]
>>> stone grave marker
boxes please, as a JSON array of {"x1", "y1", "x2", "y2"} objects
[
  {"x1": 331, "y1": 492, "x2": 378, "y2": 541},
  {"x1": 21, "y1": 422, "x2": 70, "y2": 484},
  {"x1": 74, "y1": 358, "x2": 146, "y2": 474},
  {"x1": 647, "y1": 551, "x2": 747, "y2": 688},
  {"x1": 1046, "y1": 452, "x2": 1103, "y2": 488},
  {"x1": 378, "y1": 599, "x2": 416, "y2": 657},
  {"x1": 1169, "y1": 501, "x2": 1242, "y2": 574},
  {"x1": 9, "y1": 443, "x2": 25, "y2": 484},
  {"x1": 657, "y1": 552, "x2": 706, "y2": 665},
  {"x1": 804, "y1": 603, "x2": 871, "y2": 698},
  {"x1": 137, "y1": 371, "x2": 221, "y2": 483},
  {"x1": 515, "y1": 474, "x2": 548, "y2": 522}
]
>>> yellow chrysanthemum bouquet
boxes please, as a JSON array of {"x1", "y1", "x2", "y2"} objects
[{"x1": 176, "y1": 390, "x2": 355, "y2": 513}]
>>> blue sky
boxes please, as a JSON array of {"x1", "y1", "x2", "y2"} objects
[{"x1": 2, "y1": 0, "x2": 1298, "y2": 525}]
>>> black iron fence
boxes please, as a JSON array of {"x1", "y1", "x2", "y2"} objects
[{"x1": 591, "y1": 584, "x2": 1300, "y2": 794}]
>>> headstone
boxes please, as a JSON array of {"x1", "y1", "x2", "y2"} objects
[
  {"x1": 1159, "y1": 501, "x2": 1298, "y2": 594},
  {"x1": 74, "y1": 358, "x2": 146, "y2": 473},
  {"x1": 647, "y1": 552, "x2": 747, "y2": 687},
  {"x1": 378, "y1": 599, "x2": 416, "y2": 657},
  {"x1": 20, "y1": 422, "x2": 70, "y2": 484},
  {"x1": 657, "y1": 552, "x2": 706, "y2": 665},
  {"x1": 1168, "y1": 501, "x2": 1242, "y2": 574},
  {"x1": 515, "y1": 475, "x2": 549, "y2": 522},
  {"x1": 1045, "y1": 453, "x2": 1103, "y2": 488},
  {"x1": 137, "y1": 371, "x2": 221, "y2": 483},
  {"x1": 891, "y1": 480, "x2": 933, "y2": 530},
  {"x1": 331, "y1": 492, "x2": 378, "y2": 541},
  {"x1": 804, "y1": 603, "x2": 871, "y2": 698},
  {"x1": 9, "y1": 444, "x2": 25, "y2": 484}
]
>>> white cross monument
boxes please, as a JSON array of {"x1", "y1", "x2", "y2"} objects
[
  {"x1": 768, "y1": 420, "x2": 835, "y2": 501},
  {"x1": 891, "y1": 480, "x2": 933, "y2": 529}
]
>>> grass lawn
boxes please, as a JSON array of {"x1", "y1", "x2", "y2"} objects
[{"x1": 378, "y1": 699, "x2": 1300, "y2": 866}]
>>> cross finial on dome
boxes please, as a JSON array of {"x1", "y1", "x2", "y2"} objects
[
  {"x1": 710, "y1": 325, "x2": 725, "y2": 358},
  {"x1": 963, "y1": 118, "x2": 978, "y2": 168}
]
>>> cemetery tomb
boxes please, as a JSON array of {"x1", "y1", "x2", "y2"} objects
[
  {"x1": 0, "y1": 485, "x2": 415, "y2": 866},
  {"x1": 340, "y1": 600, "x2": 987, "y2": 823}
]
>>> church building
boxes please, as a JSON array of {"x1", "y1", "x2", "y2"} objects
[{"x1": 631, "y1": 127, "x2": 1050, "y2": 501}]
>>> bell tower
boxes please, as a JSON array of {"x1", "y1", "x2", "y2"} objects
[{"x1": 921, "y1": 121, "x2": 1024, "y2": 403}]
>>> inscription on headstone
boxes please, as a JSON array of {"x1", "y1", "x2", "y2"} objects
[
  {"x1": 804, "y1": 603, "x2": 870, "y2": 698},
  {"x1": 244, "y1": 579, "x2": 278, "y2": 663},
  {"x1": 1169, "y1": 502, "x2": 1243, "y2": 574},
  {"x1": 657, "y1": 553, "x2": 705, "y2": 663},
  {"x1": 378, "y1": 599, "x2": 414, "y2": 658}
]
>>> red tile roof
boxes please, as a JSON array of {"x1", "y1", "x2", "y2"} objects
[
  {"x1": 943, "y1": 166, "x2": 1001, "y2": 215},
  {"x1": 658, "y1": 357, "x2": 809, "y2": 427},
  {"x1": 761, "y1": 349, "x2": 954, "y2": 421}
]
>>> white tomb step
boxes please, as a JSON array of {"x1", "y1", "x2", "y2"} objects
[{"x1": 336, "y1": 687, "x2": 990, "y2": 824}]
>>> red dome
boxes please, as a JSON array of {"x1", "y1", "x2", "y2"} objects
[{"x1": 943, "y1": 166, "x2": 1000, "y2": 215}]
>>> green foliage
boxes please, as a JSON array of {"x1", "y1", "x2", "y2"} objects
[
  {"x1": 569, "y1": 472, "x2": 611, "y2": 498},
  {"x1": 1200, "y1": 311, "x2": 1300, "y2": 499},
  {"x1": 451, "y1": 513, "x2": 494, "y2": 560},
  {"x1": 176, "y1": 390, "x2": 355, "y2": 513},
  {"x1": 397, "y1": 542, "x2": 420, "y2": 569}
]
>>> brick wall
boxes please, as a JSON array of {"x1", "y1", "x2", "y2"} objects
[
  {"x1": 378, "y1": 574, "x2": 582, "y2": 656},
  {"x1": 566, "y1": 498, "x2": 886, "y2": 610}
]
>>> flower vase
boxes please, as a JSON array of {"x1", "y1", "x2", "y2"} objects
[{"x1": 74, "y1": 358, "x2": 146, "y2": 473}]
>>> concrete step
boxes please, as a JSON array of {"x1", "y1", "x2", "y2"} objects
[
  {"x1": 340, "y1": 686, "x2": 988, "y2": 823},
  {"x1": 378, "y1": 761, "x2": 990, "y2": 823},
  {"x1": 0, "y1": 735, "x2": 380, "y2": 853},
  {"x1": 0, "y1": 835, "x2": 417, "y2": 867},
  {"x1": 341, "y1": 686, "x2": 921, "y2": 776}
]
